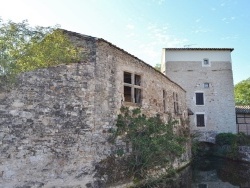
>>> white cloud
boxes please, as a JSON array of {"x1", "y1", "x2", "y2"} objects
[
  {"x1": 221, "y1": 17, "x2": 235, "y2": 24},
  {"x1": 126, "y1": 32, "x2": 135, "y2": 38},
  {"x1": 147, "y1": 24, "x2": 187, "y2": 46},
  {"x1": 126, "y1": 24, "x2": 135, "y2": 30},
  {"x1": 133, "y1": 23, "x2": 188, "y2": 65},
  {"x1": 211, "y1": 7, "x2": 216, "y2": 11},
  {"x1": 221, "y1": 34, "x2": 239, "y2": 40},
  {"x1": 195, "y1": 18, "x2": 201, "y2": 23},
  {"x1": 153, "y1": 0, "x2": 166, "y2": 5},
  {"x1": 192, "y1": 26, "x2": 210, "y2": 34}
]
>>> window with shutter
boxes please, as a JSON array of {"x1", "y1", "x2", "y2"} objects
[
  {"x1": 196, "y1": 114, "x2": 205, "y2": 127},
  {"x1": 196, "y1": 92, "x2": 204, "y2": 105}
]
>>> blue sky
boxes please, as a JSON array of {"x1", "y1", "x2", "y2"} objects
[{"x1": 0, "y1": 0, "x2": 249, "y2": 84}]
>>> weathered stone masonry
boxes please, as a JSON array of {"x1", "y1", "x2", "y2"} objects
[
  {"x1": 0, "y1": 30, "x2": 189, "y2": 187},
  {"x1": 162, "y1": 48, "x2": 236, "y2": 143}
]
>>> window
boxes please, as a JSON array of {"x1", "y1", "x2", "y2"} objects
[
  {"x1": 173, "y1": 92, "x2": 179, "y2": 114},
  {"x1": 202, "y1": 58, "x2": 210, "y2": 67},
  {"x1": 196, "y1": 114, "x2": 205, "y2": 127},
  {"x1": 124, "y1": 72, "x2": 132, "y2": 84},
  {"x1": 163, "y1": 90, "x2": 167, "y2": 112},
  {"x1": 198, "y1": 184, "x2": 207, "y2": 188},
  {"x1": 204, "y1": 82, "x2": 209, "y2": 88},
  {"x1": 196, "y1": 92, "x2": 204, "y2": 105},
  {"x1": 123, "y1": 72, "x2": 142, "y2": 104}
]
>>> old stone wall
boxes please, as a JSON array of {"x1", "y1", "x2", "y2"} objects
[
  {"x1": 163, "y1": 49, "x2": 236, "y2": 143},
  {"x1": 239, "y1": 146, "x2": 250, "y2": 163},
  {"x1": 0, "y1": 31, "x2": 190, "y2": 187},
  {"x1": 96, "y1": 40, "x2": 188, "y2": 123}
]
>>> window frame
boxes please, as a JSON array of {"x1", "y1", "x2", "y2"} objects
[
  {"x1": 123, "y1": 71, "x2": 142, "y2": 104},
  {"x1": 163, "y1": 90, "x2": 167, "y2": 113},
  {"x1": 204, "y1": 82, "x2": 210, "y2": 88},
  {"x1": 196, "y1": 113, "x2": 206, "y2": 127},
  {"x1": 173, "y1": 92, "x2": 179, "y2": 115},
  {"x1": 198, "y1": 184, "x2": 208, "y2": 188},
  {"x1": 195, "y1": 92, "x2": 204, "y2": 106},
  {"x1": 202, "y1": 58, "x2": 211, "y2": 67}
]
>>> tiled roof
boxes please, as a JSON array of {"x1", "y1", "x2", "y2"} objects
[
  {"x1": 164, "y1": 48, "x2": 234, "y2": 52},
  {"x1": 236, "y1": 106, "x2": 250, "y2": 114}
]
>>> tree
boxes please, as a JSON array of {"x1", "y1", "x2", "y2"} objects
[
  {"x1": 0, "y1": 19, "x2": 82, "y2": 84},
  {"x1": 234, "y1": 78, "x2": 250, "y2": 105},
  {"x1": 154, "y1": 63, "x2": 161, "y2": 71}
]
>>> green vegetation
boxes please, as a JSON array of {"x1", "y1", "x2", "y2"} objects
[
  {"x1": 154, "y1": 63, "x2": 161, "y2": 71},
  {"x1": 234, "y1": 77, "x2": 250, "y2": 105},
  {"x1": 109, "y1": 107, "x2": 188, "y2": 180},
  {"x1": 0, "y1": 19, "x2": 83, "y2": 86},
  {"x1": 190, "y1": 132, "x2": 203, "y2": 158},
  {"x1": 215, "y1": 132, "x2": 250, "y2": 146},
  {"x1": 191, "y1": 133, "x2": 250, "y2": 161},
  {"x1": 214, "y1": 133, "x2": 250, "y2": 160}
]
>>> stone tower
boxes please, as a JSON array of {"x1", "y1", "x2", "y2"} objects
[{"x1": 161, "y1": 48, "x2": 236, "y2": 142}]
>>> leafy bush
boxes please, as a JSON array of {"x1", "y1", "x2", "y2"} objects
[
  {"x1": 237, "y1": 133, "x2": 250, "y2": 146},
  {"x1": 215, "y1": 133, "x2": 237, "y2": 146},
  {"x1": 110, "y1": 107, "x2": 188, "y2": 179},
  {"x1": 215, "y1": 133, "x2": 250, "y2": 146}
]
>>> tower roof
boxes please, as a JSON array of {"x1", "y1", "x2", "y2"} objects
[{"x1": 163, "y1": 48, "x2": 234, "y2": 52}]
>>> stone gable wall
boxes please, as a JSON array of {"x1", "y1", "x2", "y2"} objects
[{"x1": 96, "y1": 40, "x2": 187, "y2": 121}]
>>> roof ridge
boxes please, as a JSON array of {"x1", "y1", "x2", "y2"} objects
[{"x1": 163, "y1": 48, "x2": 234, "y2": 52}]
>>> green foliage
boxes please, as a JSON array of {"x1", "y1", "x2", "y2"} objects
[
  {"x1": 215, "y1": 133, "x2": 237, "y2": 146},
  {"x1": 215, "y1": 133, "x2": 250, "y2": 160},
  {"x1": 112, "y1": 107, "x2": 187, "y2": 179},
  {"x1": 154, "y1": 63, "x2": 161, "y2": 71},
  {"x1": 237, "y1": 132, "x2": 250, "y2": 145},
  {"x1": 234, "y1": 77, "x2": 250, "y2": 105},
  {"x1": 190, "y1": 133, "x2": 202, "y2": 158},
  {"x1": 215, "y1": 132, "x2": 250, "y2": 146},
  {"x1": 0, "y1": 18, "x2": 83, "y2": 86}
]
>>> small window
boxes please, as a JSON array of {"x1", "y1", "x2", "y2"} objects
[
  {"x1": 135, "y1": 74, "x2": 141, "y2": 86},
  {"x1": 204, "y1": 83, "x2": 209, "y2": 88},
  {"x1": 163, "y1": 90, "x2": 167, "y2": 112},
  {"x1": 134, "y1": 88, "x2": 141, "y2": 103},
  {"x1": 173, "y1": 92, "x2": 179, "y2": 114},
  {"x1": 123, "y1": 72, "x2": 142, "y2": 104},
  {"x1": 202, "y1": 58, "x2": 210, "y2": 66},
  {"x1": 198, "y1": 184, "x2": 207, "y2": 188},
  {"x1": 124, "y1": 72, "x2": 132, "y2": 84},
  {"x1": 196, "y1": 114, "x2": 205, "y2": 127},
  {"x1": 124, "y1": 86, "x2": 132, "y2": 102},
  {"x1": 196, "y1": 92, "x2": 204, "y2": 105}
]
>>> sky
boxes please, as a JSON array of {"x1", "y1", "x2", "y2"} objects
[{"x1": 0, "y1": 0, "x2": 249, "y2": 84}]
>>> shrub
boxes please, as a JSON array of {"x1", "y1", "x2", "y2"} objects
[
  {"x1": 110, "y1": 107, "x2": 188, "y2": 179},
  {"x1": 215, "y1": 133, "x2": 250, "y2": 146},
  {"x1": 215, "y1": 133, "x2": 237, "y2": 146}
]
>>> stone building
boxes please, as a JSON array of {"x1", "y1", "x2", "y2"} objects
[
  {"x1": 236, "y1": 105, "x2": 250, "y2": 135},
  {"x1": 161, "y1": 48, "x2": 236, "y2": 142},
  {"x1": 0, "y1": 31, "x2": 189, "y2": 187}
]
